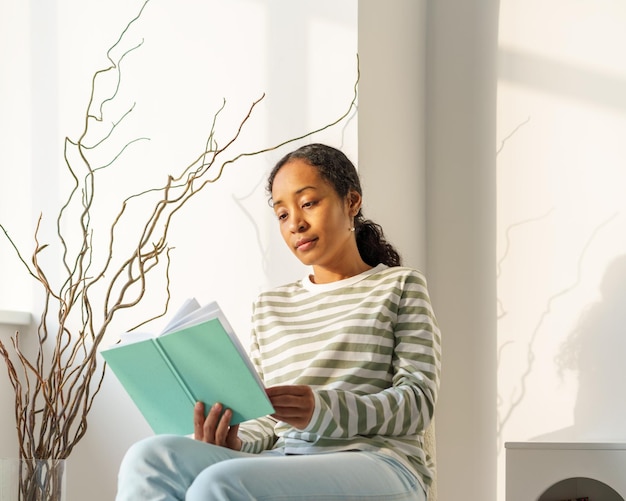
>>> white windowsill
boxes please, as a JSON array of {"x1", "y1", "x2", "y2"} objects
[{"x1": 0, "y1": 310, "x2": 32, "y2": 326}]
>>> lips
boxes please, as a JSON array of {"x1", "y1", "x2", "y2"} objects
[{"x1": 295, "y1": 237, "x2": 317, "y2": 251}]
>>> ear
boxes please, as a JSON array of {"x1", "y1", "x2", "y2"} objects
[{"x1": 346, "y1": 190, "x2": 362, "y2": 217}]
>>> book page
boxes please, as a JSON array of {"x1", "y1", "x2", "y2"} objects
[
  {"x1": 107, "y1": 298, "x2": 205, "y2": 347},
  {"x1": 161, "y1": 301, "x2": 220, "y2": 335},
  {"x1": 160, "y1": 297, "x2": 202, "y2": 333}
]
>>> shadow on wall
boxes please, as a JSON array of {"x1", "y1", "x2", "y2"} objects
[{"x1": 535, "y1": 254, "x2": 626, "y2": 441}]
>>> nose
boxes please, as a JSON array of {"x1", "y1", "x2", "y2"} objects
[{"x1": 288, "y1": 212, "x2": 308, "y2": 233}]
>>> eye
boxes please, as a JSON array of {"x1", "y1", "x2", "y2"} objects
[
  {"x1": 302, "y1": 200, "x2": 317, "y2": 209},
  {"x1": 276, "y1": 211, "x2": 288, "y2": 221}
]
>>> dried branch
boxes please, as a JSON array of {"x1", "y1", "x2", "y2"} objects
[{"x1": 0, "y1": 0, "x2": 358, "y2": 476}]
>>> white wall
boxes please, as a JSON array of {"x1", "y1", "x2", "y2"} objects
[
  {"x1": 360, "y1": 3, "x2": 626, "y2": 500},
  {"x1": 0, "y1": 0, "x2": 34, "y2": 468},
  {"x1": 358, "y1": 2, "x2": 500, "y2": 500},
  {"x1": 0, "y1": 1, "x2": 357, "y2": 499},
  {"x1": 357, "y1": 0, "x2": 427, "y2": 271},
  {"x1": 425, "y1": 1, "x2": 499, "y2": 500},
  {"x1": 497, "y1": 1, "x2": 626, "y2": 499}
]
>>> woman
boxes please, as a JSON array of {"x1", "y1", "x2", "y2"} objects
[{"x1": 116, "y1": 143, "x2": 441, "y2": 500}]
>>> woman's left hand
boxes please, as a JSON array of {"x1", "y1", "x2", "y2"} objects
[
  {"x1": 266, "y1": 385, "x2": 315, "y2": 429},
  {"x1": 194, "y1": 401, "x2": 242, "y2": 450}
]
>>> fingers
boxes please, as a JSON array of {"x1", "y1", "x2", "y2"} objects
[
  {"x1": 266, "y1": 385, "x2": 315, "y2": 429},
  {"x1": 193, "y1": 401, "x2": 206, "y2": 440},
  {"x1": 266, "y1": 385, "x2": 312, "y2": 410},
  {"x1": 266, "y1": 385, "x2": 311, "y2": 398},
  {"x1": 227, "y1": 423, "x2": 240, "y2": 444},
  {"x1": 211, "y1": 407, "x2": 233, "y2": 446},
  {"x1": 193, "y1": 401, "x2": 234, "y2": 446},
  {"x1": 267, "y1": 385, "x2": 314, "y2": 410}
]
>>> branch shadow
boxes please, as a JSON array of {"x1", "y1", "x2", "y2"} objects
[{"x1": 534, "y1": 254, "x2": 626, "y2": 441}]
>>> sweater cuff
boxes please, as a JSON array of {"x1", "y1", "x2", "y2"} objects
[{"x1": 301, "y1": 390, "x2": 324, "y2": 433}]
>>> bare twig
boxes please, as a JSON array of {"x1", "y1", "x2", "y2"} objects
[{"x1": 0, "y1": 1, "x2": 358, "y2": 487}]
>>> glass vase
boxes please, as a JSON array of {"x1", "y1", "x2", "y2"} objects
[{"x1": 0, "y1": 458, "x2": 66, "y2": 501}]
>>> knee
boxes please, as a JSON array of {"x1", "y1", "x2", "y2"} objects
[
  {"x1": 186, "y1": 460, "x2": 250, "y2": 500},
  {"x1": 121, "y1": 434, "x2": 189, "y2": 470},
  {"x1": 117, "y1": 436, "x2": 198, "y2": 500}
]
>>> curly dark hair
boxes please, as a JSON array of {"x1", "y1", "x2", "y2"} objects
[{"x1": 267, "y1": 143, "x2": 401, "y2": 267}]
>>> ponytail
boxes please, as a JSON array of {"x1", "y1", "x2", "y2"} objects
[{"x1": 355, "y1": 215, "x2": 402, "y2": 267}]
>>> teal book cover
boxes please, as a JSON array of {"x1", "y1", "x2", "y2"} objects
[{"x1": 101, "y1": 299, "x2": 274, "y2": 435}]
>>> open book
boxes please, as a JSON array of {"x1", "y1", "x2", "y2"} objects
[{"x1": 100, "y1": 298, "x2": 274, "y2": 435}]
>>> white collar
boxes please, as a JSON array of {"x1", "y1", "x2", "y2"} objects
[{"x1": 301, "y1": 263, "x2": 387, "y2": 293}]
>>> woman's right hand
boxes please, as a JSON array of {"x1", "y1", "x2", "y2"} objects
[{"x1": 193, "y1": 401, "x2": 242, "y2": 451}]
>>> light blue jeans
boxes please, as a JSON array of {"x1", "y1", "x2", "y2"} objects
[{"x1": 116, "y1": 435, "x2": 427, "y2": 501}]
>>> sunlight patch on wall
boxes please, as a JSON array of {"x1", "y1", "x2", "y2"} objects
[{"x1": 497, "y1": 1, "x2": 626, "y2": 499}]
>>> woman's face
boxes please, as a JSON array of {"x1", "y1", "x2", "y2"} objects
[{"x1": 271, "y1": 159, "x2": 361, "y2": 276}]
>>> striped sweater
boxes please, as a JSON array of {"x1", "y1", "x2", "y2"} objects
[{"x1": 238, "y1": 264, "x2": 441, "y2": 490}]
